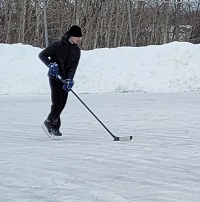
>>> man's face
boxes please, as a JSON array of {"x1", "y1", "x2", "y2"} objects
[{"x1": 70, "y1": 36, "x2": 82, "y2": 44}]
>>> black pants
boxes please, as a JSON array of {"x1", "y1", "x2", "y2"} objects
[{"x1": 47, "y1": 77, "x2": 68, "y2": 129}]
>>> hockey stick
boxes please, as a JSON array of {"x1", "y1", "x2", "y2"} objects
[{"x1": 58, "y1": 75, "x2": 133, "y2": 141}]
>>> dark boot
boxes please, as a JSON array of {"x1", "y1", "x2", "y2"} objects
[
  {"x1": 50, "y1": 117, "x2": 62, "y2": 136},
  {"x1": 44, "y1": 119, "x2": 52, "y2": 133},
  {"x1": 51, "y1": 128, "x2": 62, "y2": 136}
]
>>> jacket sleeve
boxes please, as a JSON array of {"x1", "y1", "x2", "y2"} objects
[
  {"x1": 66, "y1": 49, "x2": 81, "y2": 80},
  {"x1": 38, "y1": 43, "x2": 57, "y2": 66}
]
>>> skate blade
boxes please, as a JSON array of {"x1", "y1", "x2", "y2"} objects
[{"x1": 41, "y1": 124, "x2": 60, "y2": 140}]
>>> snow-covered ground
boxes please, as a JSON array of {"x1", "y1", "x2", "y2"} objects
[
  {"x1": 0, "y1": 42, "x2": 200, "y2": 201},
  {"x1": 1, "y1": 41, "x2": 200, "y2": 95}
]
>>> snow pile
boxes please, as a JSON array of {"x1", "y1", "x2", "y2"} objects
[{"x1": 1, "y1": 41, "x2": 200, "y2": 95}]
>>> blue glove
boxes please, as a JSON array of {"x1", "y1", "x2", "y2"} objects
[
  {"x1": 48, "y1": 63, "x2": 59, "y2": 78},
  {"x1": 63, "y1": 79, "x2": 74, "y2": 92}
]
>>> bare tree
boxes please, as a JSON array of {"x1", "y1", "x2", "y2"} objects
[
  {"x1": 18, "y1": 0, "x2": 27, "y2": 43},
  {"x1": 127, "y1": 0, "x2": 134, "y2": 46},
  {"x1": 3, "y1": 0, "x2": 13, "y2": 43},
  {"x1": 0, "y1": 0, "x2": 198, "y2": 49},
  {"x1": 43, "y1": 0, "x2": 48, "y2": 47}
]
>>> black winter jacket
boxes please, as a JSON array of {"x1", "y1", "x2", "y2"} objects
[{"x1": 38, "y1": 34, "x2": 81, "y2": 80}]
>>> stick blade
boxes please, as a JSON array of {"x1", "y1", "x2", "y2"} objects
[{"x1": 113, "y1": 136, "x2": 133, "y2": 142}]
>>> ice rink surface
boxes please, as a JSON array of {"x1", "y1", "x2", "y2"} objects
[{"x1": 0, "y1": 92, "x2": 200, "y2": 202}]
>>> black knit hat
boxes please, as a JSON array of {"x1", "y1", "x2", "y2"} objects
[{"x1": 66, "y1": 25, "x2": 82, "y2": 37}]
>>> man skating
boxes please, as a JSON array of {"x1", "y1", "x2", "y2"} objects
[{"x1": 39, "y1": 25, "x2": 82, "y2": 137}]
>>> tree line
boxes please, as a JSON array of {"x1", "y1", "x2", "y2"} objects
[{"x1": 1, "y1": 0, "x2": 200, "y2": 50}]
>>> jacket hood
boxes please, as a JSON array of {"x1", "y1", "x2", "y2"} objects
[
  {"x1": 61, "y1": 32, "x2": 70, "y2": 43},
  {"x1": 61, "y1": 32, "x2": 78, "y2": 46}
]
